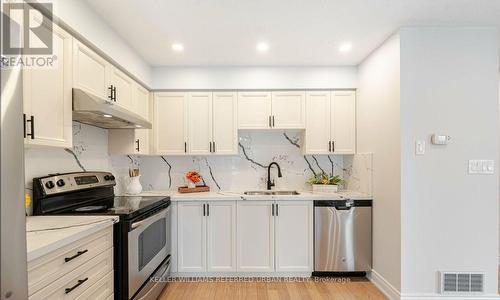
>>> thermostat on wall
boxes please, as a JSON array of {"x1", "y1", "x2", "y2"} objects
[{"x1": 431, "y1": 134, "x2": 450, "y2": 145}]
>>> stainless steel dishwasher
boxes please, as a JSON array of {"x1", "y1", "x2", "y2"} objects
[{"x1": 313, "y1": 199, "x2": 372, "y2": 275}]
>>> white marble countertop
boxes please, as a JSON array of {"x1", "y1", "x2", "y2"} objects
[
  {"x1": 133, "y1": 190, "x2": 372, "y2": 201},
  {"x1": 26, "y1": 215, "x2": 118, "y2": 262}
]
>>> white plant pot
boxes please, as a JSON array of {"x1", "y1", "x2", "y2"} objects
[
  {"x1": 187, "y1": 181, "x2": 196, "y2": 188},
  {"x1": 126, "y1": 176, "x2": 143, "y2": 195},
  {"x1": 312, "y1": 184, "x2": 338, "y2": 194}
]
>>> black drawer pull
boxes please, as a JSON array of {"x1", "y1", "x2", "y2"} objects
[
  {"x1": 64, "y1": 249, "x2": 88, "y2": 262},
  {"x1": 65, "y1": 277, "x2": 88, "y2": 294}
]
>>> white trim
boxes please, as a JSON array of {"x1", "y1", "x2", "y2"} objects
[
  {"x1": 400, "y1": 294, "x2": 500, "y2": 300},
  {"x1": 367, "y1": 269, "x2": 401, "y2": 300}
]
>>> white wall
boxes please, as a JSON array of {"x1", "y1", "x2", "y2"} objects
[
  {"x1": 152, "y1": 66, "x2": 357, "y2": 89},
  {"x1": 357, "y1": 33, "x2": 402, "y2": 295},
  {"x1": 400, "y1": 27, "x2": 499, "y2": 297},
  {"x1": 51, "y1": 0, "x2": 152, "y2": 86}
]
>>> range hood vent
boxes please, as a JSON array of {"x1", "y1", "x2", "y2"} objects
[{"x1": 72, "y1": 88, "x2": 152, "y2": 129}]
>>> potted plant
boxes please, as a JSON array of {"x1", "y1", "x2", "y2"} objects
[
  {"x1": 307, "y1": 173, "x2": 343, "y2": 194},
  {"x1": 185, "y1": 171, "x2": 201, "y2": 188}
]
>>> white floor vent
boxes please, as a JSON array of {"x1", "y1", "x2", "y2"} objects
[{"x1": 440, "y1": 272, "x2": 484, "y2": 294}]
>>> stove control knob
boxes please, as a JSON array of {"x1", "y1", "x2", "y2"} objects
[
  {"x1": 56, "y1": 179, "x2": 65, "y2": 187},
  {"x1": 104, "y1": 175, "x2": 111, "y2": 181},
  {"x1": 45, "y1": 181, "x2": 55, "y2": 189},
  {"x1": 109, "y1": 175, "x2": 115, "y2": 181}
]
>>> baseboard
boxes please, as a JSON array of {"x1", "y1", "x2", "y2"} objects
[
  {"x1": 400, "y1": 294, "x2": 500, "y2": 300},
  {"x1": 367, "y1": 269, "x2": 401, "y2": 300}
]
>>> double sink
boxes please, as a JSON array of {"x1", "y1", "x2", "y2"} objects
[{"x1": 243, "y1": 190, "x2": 300, "y2": 196}]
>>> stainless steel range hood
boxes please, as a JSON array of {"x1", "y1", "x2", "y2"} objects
[{"x1": 72, "y1": 88, "x2": 152, "y2": 129}]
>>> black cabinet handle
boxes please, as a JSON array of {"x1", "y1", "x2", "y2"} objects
[
  {"x1": 268, "y1": 116, "x2": 272, "y2": 128},
  {"x1": 213, "y1": 141, "x2": 216, "y2": 153},
  {"x1": 271, "y1": 204, "x2": 275, "y2": 216},
  {"x1": 26, "y1": 115, "x2": 35, "y2": 139},
  {"x1": 65, "y1": 277, "x2": 88, "y2": 294},
  {"x1": 272, "y1": 116, "x2": 275, "y2": 127},
  {"x1": 135, "y1": 139, "x2": 140, "y2": 152},
  {"x1": 209, "y1": 142, "x2": 212, "y2": 153},
  {"x1": 332, "y1": 141, "x2": 335, "y2": 153},
  {"x1": 328, "y1": 141, "x2": 331, "y2": 152},
  {"x1": 203, "y1": 204, "x2": 206, "y2": 216},
  {"x1": 64, "y1": 249, "x2": 88, "y2": 262},
  {"x1": 207, "y1": 204, "x2": 210, "y2": 216},
  {"x1": 23, "y1": 114, "x2": 27, "y2": 138},
  {"x1": 112, "y1": 86, "x2": 117, "y2": 101},
  {"x1": 275, "y1": 204, "x2": 279, "y2": 216},
  {"x1": 108, "y1": 85, "x2": 114, "y2": 101},
  {"x1": 184, "y1": 142, "x2": 187, "y2": 153}
]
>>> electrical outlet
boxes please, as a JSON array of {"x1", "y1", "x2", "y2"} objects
[
  {"x1": 468, "y1": 160, "x2": 494, "y2": 174},
  {"x1": 415, "y1": 140, "x2": 425, "y2": 155}
]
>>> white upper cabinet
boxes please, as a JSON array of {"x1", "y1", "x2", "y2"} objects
[
  {"x1": 275, "y1": 201, "x2": 313, "y2": 272},
  {"x1": 237, "y1": 92, "x2": 272, "y2": 129},
  {"x1": 212, "y1": 92, "x2": 238, "y2": 155},
  {"x1": 154, "y1": 92, "x2": 187, "y2": 155},
  {"x1": 187, "y1": 92, "x2": 213, "y2": 155},
  {"x1": 331, "y1": 91, "x2": 356, "y2": 154},
  {"x1": 304, "y1": 90, "x2": 356, "y2": 155},
  {"x1": 109, "y1": 67, "x2": 135, "y2": 111},
  {"x1": 237, "y1": 91, "x2": 305, "y2": 129},
  {"x1": 73, "y1": 40, "x2": 111, "y2": 100},
  {"x1": 271, "y1": 91, "x2": 305, "y2": 129},
  {"x1": 237, "y1": 201, "x2": 275, "y2": 272},
  {"x1": 304, "y1": 91, "x2": 331, "y2": 154},
  {"x1": 134, "y1": 84, "x2": 150, "y2": 120},
  {"x1": 23, "y1": 23, "x2": 73, "y2": 148},
  {"x1": 108, "y1": 129, "x2": 149, "y2": 155}
]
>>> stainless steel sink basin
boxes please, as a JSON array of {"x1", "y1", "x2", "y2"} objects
[{"x1": 244, "y1": 191, "x2": 300, "y2": 196}]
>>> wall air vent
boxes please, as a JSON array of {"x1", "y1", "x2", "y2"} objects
[{"x1": 440, "y1": 272, "x2": 484, "y2": 294}]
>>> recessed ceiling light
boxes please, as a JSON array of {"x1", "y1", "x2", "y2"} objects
[
  {"x1": 339, "y1": 43, "x2": 352, "y2": 53},
  {"x1": 171, "y1": 43, "x2": 184, "y2": 52},
  {"x1": 256, "y1": 42, "x2": 269, "y2": 53},
  {"x1": 103, "y1": 114, "x2": 112, "y2": 118}
]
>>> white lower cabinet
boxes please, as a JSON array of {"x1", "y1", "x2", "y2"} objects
[
  {"x1": 275, "y1": 201, "x2": 313, "y2": 272},
  {"x1": 236, "y1": 201, "x2": 275, "y2": 272},
  {"x1": 176, "y1": 200, "x2": 313, "y2": 275},
  {"x1": 177, "y1": 201, "x2": 237, "y2": 273},
  {"x1": 237, "y1": 200, "x2": 313, "y2": 273}
]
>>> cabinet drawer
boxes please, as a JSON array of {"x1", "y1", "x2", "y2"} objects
[
  {"x1": 28, "y1": 227, "x2": 113, "y2": 295},
  {"x1": 75, "y1": 270, "x2": 113, "y2": 300},
  {"x1": 29, "y1": 248, "x2": 113, "y2": 300}
]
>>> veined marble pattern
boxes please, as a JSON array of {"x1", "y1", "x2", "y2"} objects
[
  {"x1": 343, "y1": 153, "x2": 373, "y2": 195},
  {"x1": 24, "y1": 123, "x2": 373, "y2": 214}
]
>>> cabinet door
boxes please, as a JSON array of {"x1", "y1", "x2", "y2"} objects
[
  {"x1": 206, "y1": 201, "x2": 236, "y2": 272},
  {"x1": 188, "y1": 92, "x2": 212, "y2": 155},
  {"x1": 275, "y1": 201, "x2": 313, "y2": 272},
  {"x1": 177, "y1": 202, "x2": 206, "y2": 272},
  {"x1": 108, "y1": 129, "x2": 149, "y2": 155},
  {"x1": 271, "y1": 91, "x2": 305, "y2": 129},
  {"x1": 212, "y1": 92, "x2": 238, "y2": 155},
  {"x1": 23, "y1": 23, "x2": 72, "y2": 148},
  {"x1": 331, "y1": 91, "x2": 356, "y2": 154},
  {"x1": 237, "y1": 201, "x2": 275, "y2": 272},
  {"x1": 134, "y1": 84, "x2": 149, "y2": 120},
  {"x1": 135, "y1": 129, "x2": 149, "y2": 155},
  {"x1": 73, "y1": 40, "x2": 110, "y2": 100},
  {"x1": 154, "y1": 92, "x2": 187, "y2": 155},
  {"x1": 110, "y1": 67, "x2": 135, "y2": 111},
  {"x1": 304, "y1": 91, "x2": 331, "y2": 154},
  {"x1": 237, "y1": 92, "x2": 272, "y2": 129}
]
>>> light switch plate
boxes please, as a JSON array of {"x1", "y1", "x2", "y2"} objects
[
  {"x1": 415, "y1": 140, "x2": 425, "y2": 155},
  {"x1": 468, "y1": 160, "x2": 494, "y2": 174}
]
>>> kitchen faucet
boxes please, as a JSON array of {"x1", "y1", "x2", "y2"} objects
[{"x1": 267, "y1": 162, "x2": 282, "y2": 190}]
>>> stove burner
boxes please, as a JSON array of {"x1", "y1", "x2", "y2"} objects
[{"x1": 73, "y1": 205, "x2": 107, "y2": 212}]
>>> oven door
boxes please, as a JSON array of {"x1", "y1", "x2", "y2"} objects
[{"x1": 128, "y1": 206, "x2": 171, "y2": 298}]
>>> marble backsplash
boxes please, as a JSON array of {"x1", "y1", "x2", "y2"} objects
[{"x1": 25, "y1": 123, "x2": 372, "y2": 211}]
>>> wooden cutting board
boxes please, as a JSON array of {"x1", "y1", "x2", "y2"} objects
[{"x1": 177, "y1": 185, "x2": 210, "y2": 193}]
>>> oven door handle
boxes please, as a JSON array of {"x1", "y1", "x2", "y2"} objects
[{"x1": 130, "y1": 206, "x2": 170, "y2": 231}]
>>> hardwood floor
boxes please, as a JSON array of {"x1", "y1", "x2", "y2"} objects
[{"x1": 158, "y1": 277, "x2": 387, "y2": 300}]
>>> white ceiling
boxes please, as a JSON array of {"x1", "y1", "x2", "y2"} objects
[{"x1": 84, "y1": 0, "x2": 500, "y2": 67}]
